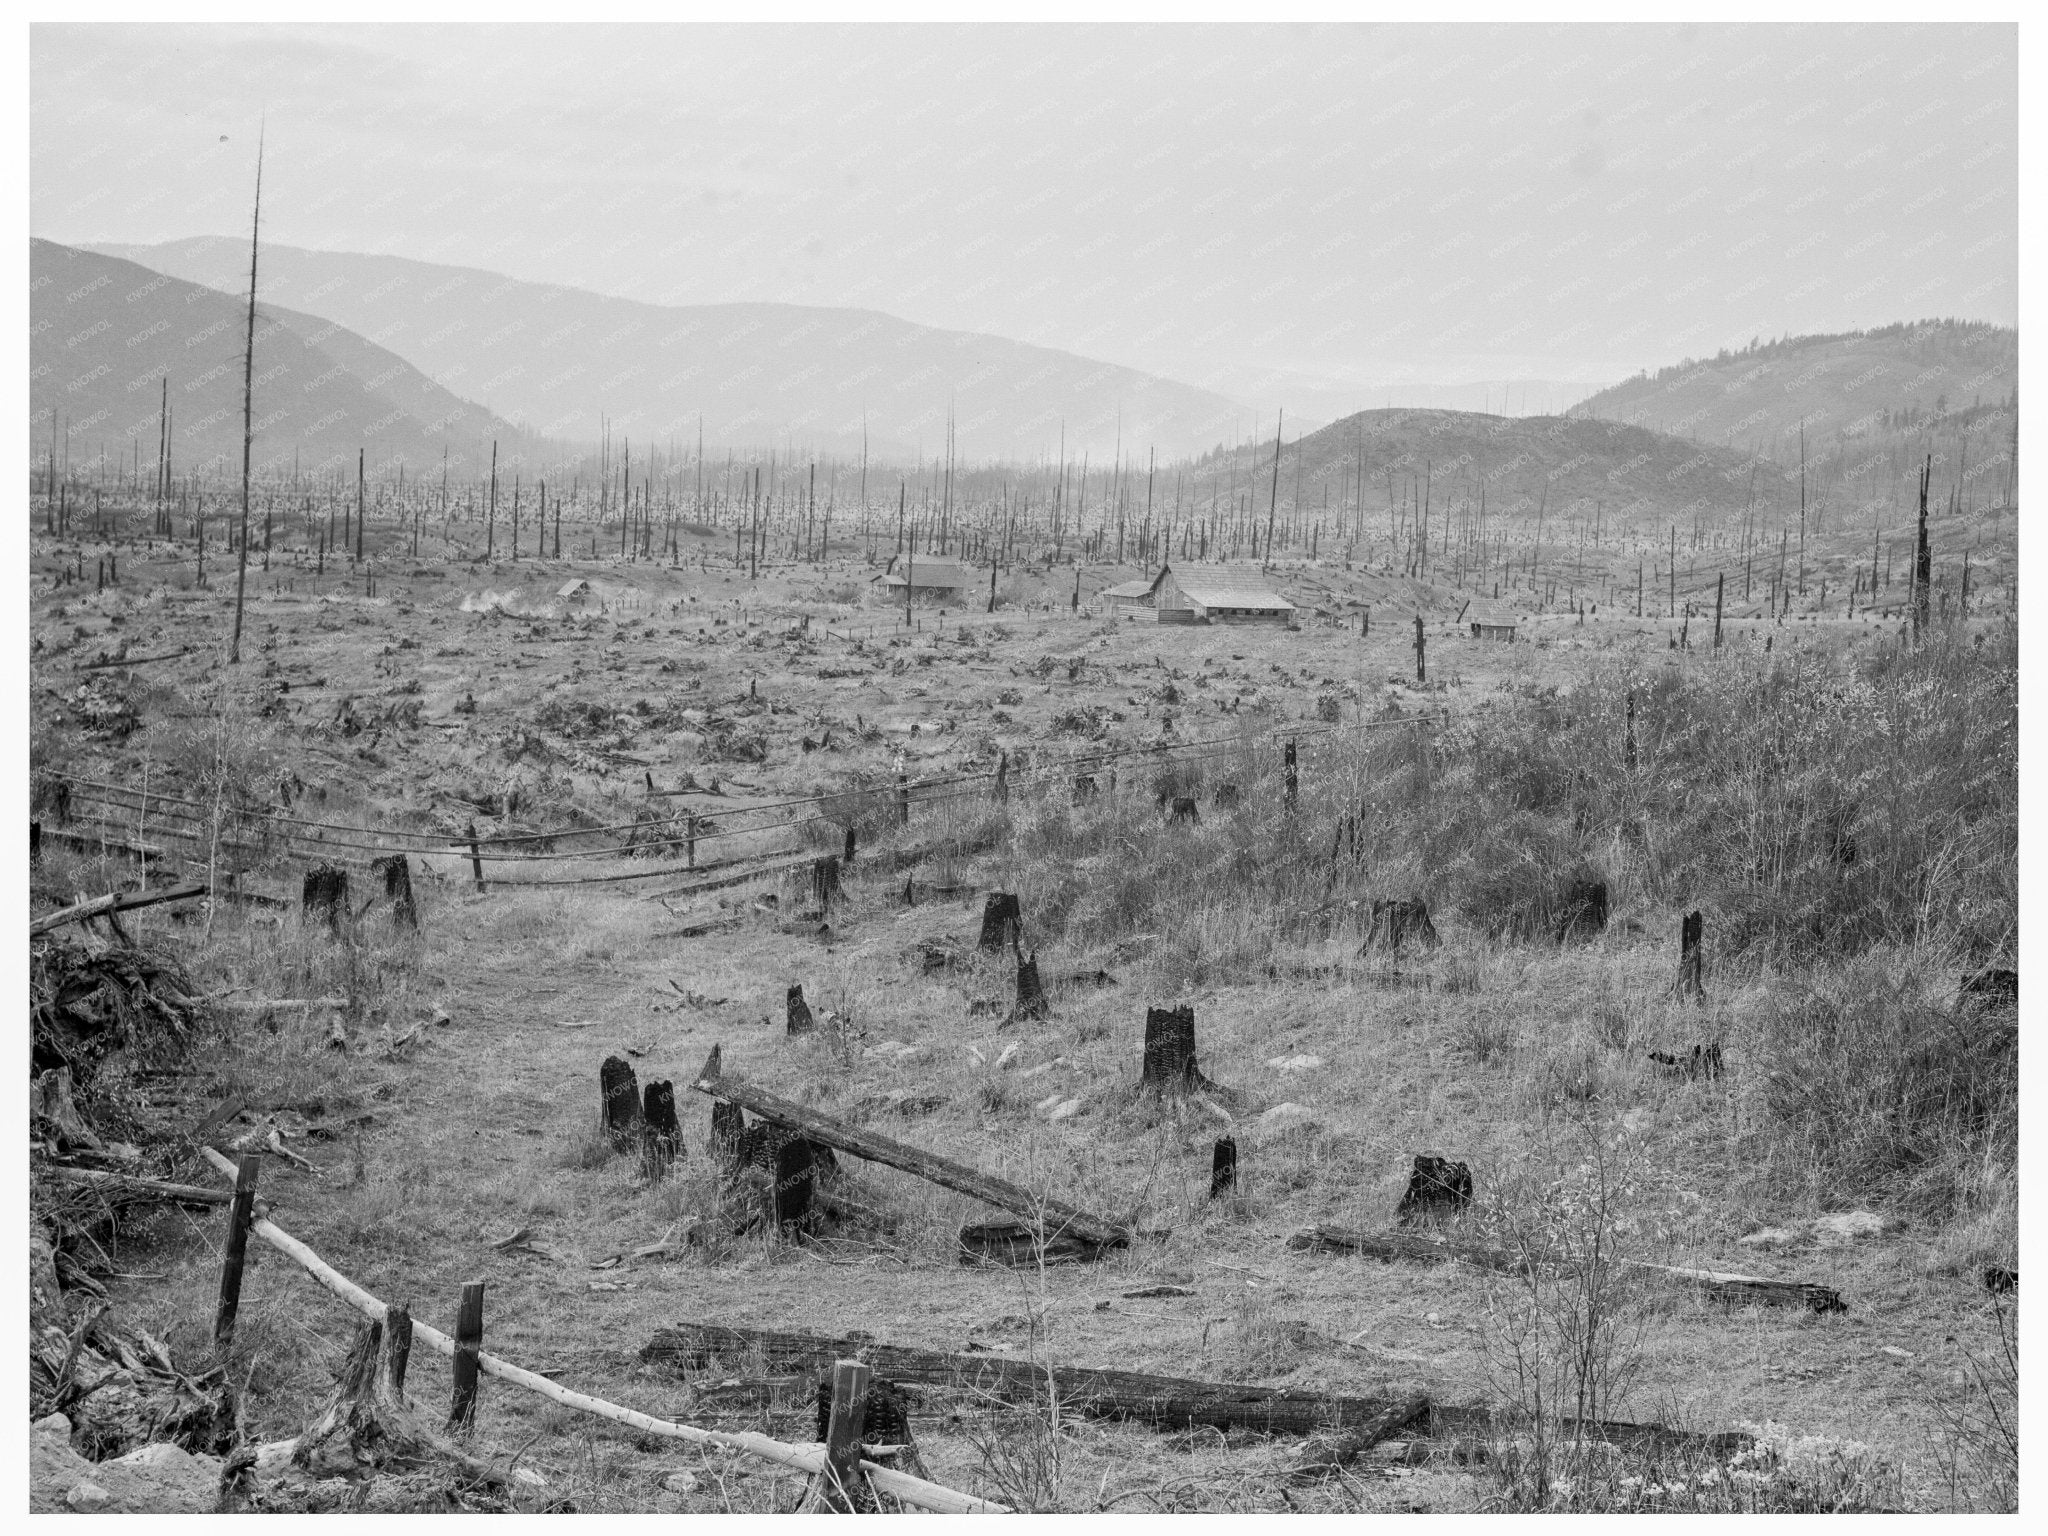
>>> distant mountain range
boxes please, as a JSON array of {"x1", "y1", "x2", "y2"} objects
[
  {"x1": 1570, "y1": 321, "x2": 2018, "y2": 460},
  {"x1": 82, "y1": 237, "x2": 1252, "y2": 463},
  {"x1": 32, "y1": 239, "x2": 535, "y2": 479}
]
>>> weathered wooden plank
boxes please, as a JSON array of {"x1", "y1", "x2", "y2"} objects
[
  {"x1": 690, "y1": 1045, "x2": 1130, "y2": 1249},
  {"x1": 31, "y1": 882, "x2": 210, "y2": 936}
]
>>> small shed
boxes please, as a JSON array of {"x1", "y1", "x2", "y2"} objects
[
  {"x1": 1100, "y1": 578, "x2": 1155, "y2": 617},
  {"x1": 879, "y1": 558, "x2": 974, "y2": 602},
  {"x1": 1150, "y1": 565, "x2": 1294, "y2": 624},
  {"x1": 1466, "y1": 598, "x2": 1519, "y2": 641},
  {"x1": 557, "y1": 578, "x2": 593, "y2": 611}
]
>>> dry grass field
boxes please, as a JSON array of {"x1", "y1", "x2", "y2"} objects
[{"x1": 29, "y1": 506, "x2": 2018, "y2": 1513}]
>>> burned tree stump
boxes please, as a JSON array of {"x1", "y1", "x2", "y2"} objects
[
  {"x1": 1168, "y1": 796, "x2": 1201, "y2": 825},
  {"x1": 641, "y1": 1080, "x2": 681, "y2": 1182},
  {"x1": 787, "y1": 983, "x2": 816, "y2": 1036},
  {"x1": 978, "y1": 892, "x2": 1022, "y2": 954},
  {"x1": 710, "y1": 1100, "x2": 746, "y2": 1167},
  {"x1": 302, "y1": 864, "x2": 350, "y2": 933},
  {"x1": 1554, "y1": 878, "x2": 1607, "y2": 943},
  {"x1": 1072, "y1": 774, "x2": 1098, "y2": 802},
  {"x1": 1012, "y1": 950, "x2": 1049, "y2": 1023},
  {"x1": 1210, "y1": 1137, "x2": 1237, "y2": 1199},
  {"x1": 1677, "y1": 911, "x2": 1705, "y2": 1002},
  {"x1": 1213, "y1": 782, "x2": 1241, "y2": 810},
  {"x1": 1394, "y1": 1155, "x2": 1472, "y2": 1225},
  {"x1": 774, "y1": 1136, "x2": 815, "y2": 1230},
  {"x1": 1141, "y1": 1005, "x2": 1215, "y2": 1093},
  {"x1": 373, "y1": 853, "x2": 418, "y2": 931},
  {"x1": 813, "y1": 1374, "x2": 927, "y2": 1488},
  {"x1": 810, "y1": 856, "x2": 842, "y2": 911},
  {"x1": 1361, "y1": 898, "x2": 1439, "y2": 955},
  {"x1": 599, "y1": 1055, "x2": 643, "y2": 1150},
  {"x1": 1649, "y1": 1043, "x2": 1723, "y2": 1082}
]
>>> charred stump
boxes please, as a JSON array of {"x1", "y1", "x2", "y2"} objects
[
  {"x1": 1141, "y1": 1005, "x2": 1214, "y2": 1093},
  {"x1": 773, "y1": 1136, "x2": 815, "y2": 1230},
  {"x1": 1210, "y1": 1137, "x2": 1238, "y2": 1199},
  {"x1": 813, "y1": 1374, "x2": 928, "y2": 1490},
  {"x1": 1213, "y1": 782, "x2": 1241, "y2": 810},
  {"x1": 641, "y1": 1080, "x2": 681, "y2": 1182},
  {"x1": 1012, "y1": 950, "x2": 1049, "y2": 1023},
  {"x1": 1362, "y1": 898, "x2": 1439, "y2": 955},
  {"x1": 709, "y1": 1100, "x2": 746, "y2": 1167},
  {"x1": 978, "y1": 892, "x2": 1022, "y2": 954},
  {"x1": 302, "y1": 864, "x2": 350, "y2": 933},
  {"x1": 1394, "y1": 1155, "x2": 1472, "y2": 1225},
  {"x1": 373, "y1": 854, "x2": 418, "y2": 931},
  {"x1": 1677, "y1": 911, "x2": 1705, "y2": 1002},
  {"x1": 810, "y1": 856, "x2": 843, "y2": 912},
  {"x1": 599, "y1": 1055, "x2": 643, "y2": 1150},
  {"x1": 1168, "y1": 796, "x2": 1201, "y2": 825},
  {"x1": 1554, "y1": 879, "x2": 1607, "y2": 943},
  {"x1": 786, "y1": 983, "x2": 816, "y2": 1036}
]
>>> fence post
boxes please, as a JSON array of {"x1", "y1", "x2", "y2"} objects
[
  {"x1": 1283, "y1": 739, "x2": 1298, "y2": 812},
  {"x1": 842, "y1": 824, "x2": 857, "y2": 867},
  {"x1": 819, "y1": 1358, "x2": 873, "y2": 1512},
  {"x1": 994, "y1": 749, "x2": 1009, "y2": 804},
  {"x1": 466, "y1": 822, "x2": 485, "y2": 893},
  {"x1": 449, "y1": 1280, "x2": 486, "y2": 1433},
  {"x1": 1678, "y1": 911, "x2": 1705, "y2": 1003},
  {"x1": 214, "y1": 1151, "x2": 263, "y2": 1355},
  {"x1": 1413, "y1": 615, "x2": 1426, "y2": 683},
  {"x1": 896, "y1": 774, "x2": 909, "y2": 827},
  {"x1": 687, "y1": 813, "x2": 698, "y2": 869}
]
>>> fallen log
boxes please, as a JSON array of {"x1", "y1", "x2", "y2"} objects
[
  {"x1": 194, "y1": 1147, "x2": 1002, "y2": 1513},
  {"x1": 641, "y1": 1322, "x2": 1412, "y2": 1436},
  {"x1": 40, "y1": 1165, "x2": 235, "y2": 1205},
  {"x1": 1287, "y1": 1390, "x2": 1431, "y2": 1480},
  {"x1": 1289, "y1": 1225, "x2": 1847, "y2": 1314},
  {"x1": 30, "y1": 883, "x2": 209, "y2": 936},
  {"x1": 691, "y1": 1045, "x2": 1131, "y2": 1250}
]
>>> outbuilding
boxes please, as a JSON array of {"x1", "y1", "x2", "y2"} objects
[
  {"x1": 879, "y1": 557, "x2": 974, "y2": 603},
  {"x1": 1466, "y1": 597, "x2": 1520, "y2": 641},
  {"x1": 1149, "y1": 565, "x2": 1295, "y2": 624},
  {"x1": 1100, "y1": 578, "x2": 1156, "y2": 617}
]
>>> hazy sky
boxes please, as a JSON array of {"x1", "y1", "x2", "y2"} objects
[{"x1": 32, "y1": 22, "x2": 2017, "y2": 413}]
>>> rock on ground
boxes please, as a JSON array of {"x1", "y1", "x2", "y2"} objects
[{"x1": 30, "y1": 1414, "x2": 222, "y2": 1513}]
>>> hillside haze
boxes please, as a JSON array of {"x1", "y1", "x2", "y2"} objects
[
  {"x1": 1570, "y1": 321, "x2": 2017, "y2": 460},
  {"x1": 31, "y1": 239, "x2": 536, "y2": 480},
  {"x1": 86, "y1": 238, "x2": 1252, "y2": 463}
]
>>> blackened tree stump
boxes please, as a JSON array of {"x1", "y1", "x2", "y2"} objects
[
  {"x1": 1213, "y1": 783, "x2": 1241, "y2": 809},
  {"x1": 1554, "y1": 878, "x2": 1607, "y2": 943},
  {"x1": 1394, "y1": 1155, "x2": 1472, "y2": 1224},
  {"x1": 302, "y1": 864, "x2": 350, "y2": 933},
  {"x1": 1210, "y1": 1137, "x2": 1237, "y2": 1198},
  {"x1": 1168, "y1": 796, "x2": 1201, "y2": 825},
  {"x1": 810, "y1": 856, "x2": 843, "y2": 911},
  {"x1": 600, "y1": 1055, "x2": 643, "y2": 1150},
  {"x1": 978, "y1": 892, "x2": 1022, "y2": 954},
  {"x1": 774, "y1": 1137, "x2": 815, "y2": 1229},
  {"x1": 1013, "y1": 951, "x2": 1048, "y2": 1022},
  {"x1": 787, "y1": 983, "x2": 816, "y2": 1036},
  {"x1": 1361, "y1": 898, "x2": 1439, "y2": 955},
  {"x1": 372, "y1": 854, "x2": 417, "y2": 930},
  {"x1": 813, "y1": 1374, "x2": 927, "y2": 1487},
  {"x1": 642, "y1": 1080, "x2": 682, "y2": 1181},
  {"x1": 1678, "y1": 911, "x2": 1705, "y2": 1002},
  {"x1": 1141, "y1": 1005, "x2": 1216, "y2": 1093},
  {"x1": 710, "y1": 1100, "x2": 746, "y2": 1166}
]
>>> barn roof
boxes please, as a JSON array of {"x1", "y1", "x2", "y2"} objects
[
  {"x1": 881, "y1": 559, "x2": 975, "y2": 589},
  {"x1": 1165, "y1": 567, "x2": 1295, "y2": 611},
  {"x1": 1100, "y1": 580, "x2": 1154, "y2": 599},
  {"x1": 557, "y1": 579, "x2": 591, "y2": 597},
  {"x1": 1464, "y1": 598, "x2": 1521, "y2": 627}
]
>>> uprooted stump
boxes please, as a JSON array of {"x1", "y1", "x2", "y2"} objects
[
  {"x1": 1361, "y1": 898, "x2": 1439, "y2": 955},
  {"x1": 301, "y1": 865, "x2": 351, "y2": 934},
  {"x1": 978, "y1": 893, "x2": 1022, "y2": 954},
  {"x1": 786, "y1": 984, "x2": 816, "y2": 1036},
  {"x1": 641, "y1": 1081, "x2": 681, "y2": 1181},
  {"x1": 599, "y1": 1056, "x2": 643, "y2": 1150},
  {"x1": 1394, "y1": 1155, "x2": 1471, "y2": 1224}
]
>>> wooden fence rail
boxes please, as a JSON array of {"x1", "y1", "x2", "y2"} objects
[{"x1": 196, "y1": 1146, "x2": 1006, "y2": 1512}]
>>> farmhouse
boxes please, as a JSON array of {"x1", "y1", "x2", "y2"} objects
[
  {"x1": 879, "y1": 557, "x2": 974, "y2": 602},
  {"x1": 1100, "y1": 578, "x2": 1155, "y2": 617},
  {"x1": 1466, "y1": 597, "x2": 1520, "y2": 641},
  {"x1": 1149, "y1": 565, "x2": 1295, "y2": 625}
]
